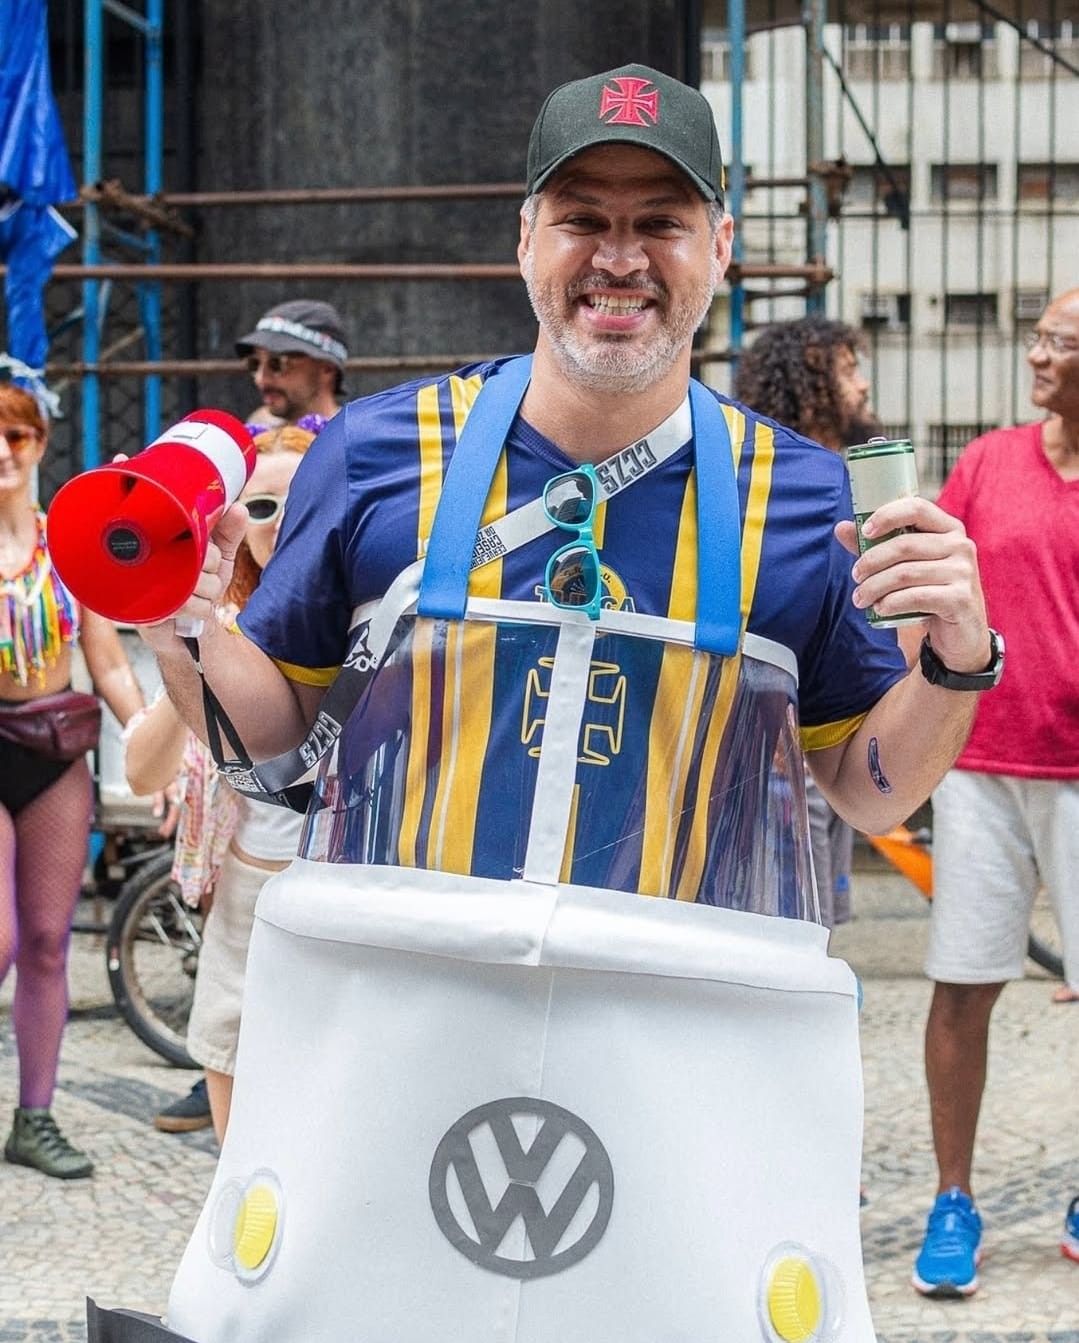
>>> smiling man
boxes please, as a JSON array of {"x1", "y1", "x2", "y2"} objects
[
  {"x1": 144, "y1": 60, "x2": 995, "y2": 862},
  {"x1": 128, "y1": 63, "x2": 1004, "y2": 1341}
]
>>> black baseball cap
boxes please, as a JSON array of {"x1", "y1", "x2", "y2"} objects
[
  {"x1": 526, "y1": 64, "x2": 725, "y2": 205},
  {"x1": 236, "y1": 299, "x2": 348, "y2": 367}
]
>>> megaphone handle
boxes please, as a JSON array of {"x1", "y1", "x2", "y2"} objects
[{"x1": 175, "y1": 616, "x2": 205, "y2": 638}]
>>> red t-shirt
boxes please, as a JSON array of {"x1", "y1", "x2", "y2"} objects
[{"x1": 936, "y1": 421, "x2": 1079, "y2": 777}]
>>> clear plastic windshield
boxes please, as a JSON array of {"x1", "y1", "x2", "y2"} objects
[{"x1": 298, "y1": 612, "x2": 817, "y2": 922}]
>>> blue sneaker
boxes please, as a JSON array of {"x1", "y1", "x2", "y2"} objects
[
  {"x1": 912, "y1": 1186, "x2": 983, "y2": 1297},
  {"x1": 1062, "y1": 1196, "x2": 1079, "y2": 1264}
]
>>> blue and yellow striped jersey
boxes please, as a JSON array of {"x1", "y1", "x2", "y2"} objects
[{"x1": 242, "y1": 358, "x2": 904, "y2": 748}]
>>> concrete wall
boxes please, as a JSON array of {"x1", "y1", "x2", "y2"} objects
[{"x1": 193, "y1": 0, "x2": 689, "y2": 409}]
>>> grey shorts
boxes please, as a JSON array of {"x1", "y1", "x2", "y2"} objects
[{"x1": 925, "y1": 770, "x2": 1079, "y2": 988}]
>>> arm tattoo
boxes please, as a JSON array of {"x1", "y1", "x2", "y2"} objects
[{"x1": 867, "y1": 736, "x2": 892, "y2": 794}]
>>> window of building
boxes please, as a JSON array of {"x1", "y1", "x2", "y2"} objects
[
  {"x1": 1019, "y1": 21, "x2": 1079, "y2": 78},
  {"x1": 927, "y1": 423, "x2": 993, "y2": 479},
  {"x1": 930, "y1": 23, "x2": 997, "y2": 79},
  {"x1": 1014, "y1": 289, "x2": 1050, "y2": 323},
  {"x1": 877, "y1": 423, "x2": 911, "y2": 444},
  {"x1": 845, "y1": 164, "x2": 911, "y2": 219},
  {"x1": 860, "y1": 291, "x2": 912, "y2": 331},
  {"x1": 930, "y1": 163, "x2": 998, "y2": 204},
  {"x1": 841, "y1": 23, "x2": 912, "y2": 80},
  {"x1": 1017, "y1": 163, "x2": 1079, "y2": 203},
  {"x1": 700, "y1": 33, "x2": 752, "y2": 83},
  {"x1": 944, "y1": 293, "x2": 998, "y2": 327}
]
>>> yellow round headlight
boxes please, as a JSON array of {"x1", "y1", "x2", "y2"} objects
[
  {"x1": 233, "y1": 1183, "x2": 279, "y2": 1272},
  {"x1": 766, "y1": 1254, "x2": 822, "y2": 1342},
  {"x1": 207, "y1": 1168, "x2": 284, "y2": 1282}
]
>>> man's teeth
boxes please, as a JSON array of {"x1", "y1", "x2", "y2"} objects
[{"x1": 587, "y1": 295, "x2": 646, "y2": 314}]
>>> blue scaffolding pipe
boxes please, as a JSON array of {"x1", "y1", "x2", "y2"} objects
[
  {"x1": 82, "y1": 1, "x2": 102, "y2": 469},
  {"x1": 727, "y1": 0, "x2": 746, "y2": 356},
  {"x1": 140, "y1": 0, "x2": 163, "y2": 444},
  {"x1": 82, "y1": 0, "x2": 164, "y2": 471}
]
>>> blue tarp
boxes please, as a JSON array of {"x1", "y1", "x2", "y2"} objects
[{"x1": 0, "y1": 0, "x2": 77, "y2": 373}]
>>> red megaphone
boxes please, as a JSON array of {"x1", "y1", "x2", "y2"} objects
[{"x1": 48, "y1": 409, "x2": 257, "y2": 625}]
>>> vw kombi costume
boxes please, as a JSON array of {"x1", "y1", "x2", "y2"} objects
[{"x1": 90, "y1": 358, "x2": 901, "y2": 1343}]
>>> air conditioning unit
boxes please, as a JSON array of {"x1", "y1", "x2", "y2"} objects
[
  {"x1": 860, "y1": 292, "x2": 908, "y2": 329},
  {"x1": 1014, "y1": 289, "x2": 1048, "y2": 321},
  {"x1": 944, "y1": 22, "x2": 982, "y2": 41}
]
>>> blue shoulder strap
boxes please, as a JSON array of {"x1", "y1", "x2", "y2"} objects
[
  {"x1": 417, "y1": 356, "x2": 741, "y2": 656},
  {"x1": 688, "y1": 379, "x2": 742, "y2": 656},
  {"x1": 417, "y1": 356, "x2": 533, "y2": 621}
]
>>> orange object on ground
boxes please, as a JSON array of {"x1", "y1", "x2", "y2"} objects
[{"x1": 865, "y1": 824, "x2": 933, "y2": 897}]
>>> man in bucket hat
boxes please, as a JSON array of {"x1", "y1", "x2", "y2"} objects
[{"x1": 236, "y1": 297, "x2": 347, "y2": 428}]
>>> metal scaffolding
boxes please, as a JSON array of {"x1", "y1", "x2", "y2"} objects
[
  {"x1": 32, "y1": 1, "x2": 1079, "y2": 486},
  {"x1": 81, "y1": 0, "x2": 163, "y2": 468}
]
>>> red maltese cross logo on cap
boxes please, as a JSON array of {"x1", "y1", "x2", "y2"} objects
[{"x1": 598, "y1": 76, "x2": 659, "y2": 126}]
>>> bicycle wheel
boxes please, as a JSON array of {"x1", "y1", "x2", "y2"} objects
[
  {"x1": 1028, "y1": 886, "x2": 1065, "y2": 980},
  {"x1": 106, "y1": 849, "x2": 203, "y2": 1068}
]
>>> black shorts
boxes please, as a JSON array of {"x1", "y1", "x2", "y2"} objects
[{"x1": 0, "y1": 728, "x2": 78, "y2": 818}]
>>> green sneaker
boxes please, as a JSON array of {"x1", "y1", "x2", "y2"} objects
[{"x1": 4, "y1": 1107, "x2": 93, "y2": 1179}]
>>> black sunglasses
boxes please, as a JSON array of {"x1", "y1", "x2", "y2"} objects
[
  {"x1": 243, "y1": 494, "x2": 286, "y2": 525},
  {"x1": 244, "y1": 353, "x2": 304, "y2": 377}
]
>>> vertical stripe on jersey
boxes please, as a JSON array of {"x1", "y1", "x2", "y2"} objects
[
  {"x1": 427, "y1": 415, "x2": 506, "y2": 874},
  {"x1": 428, "y1": 615, "x2": 499, "y2": 875},
  {"x1": 399, "y1": 374, "x2": 498, "y2": 874},
  {"x1": 416, "y1": 372, "x2": 483, "y2": 559},
  {"x1": 448, "y1": 372, "x2": 484, "y2": 446},
  {"x1": 432, "y1": 563, "x2": 504, "y2": 876},
  {"x1": 560, "y1": 784, "x2": 582, "y2": 884},
  {"x1": 739, "y1": 413, "x2": 775, "y2": 624},
  {"x1": 639, "y1": 477, "x2": 705, "y2": 896},
  {"x1": 416, "y1": 384, "x2": 444, "y2": 558},
  {"x1": 398, "y1": 618, "x2": 435, "y2": 867},
  {"x1": 675, "y1": 654, "x2": 741, "y2": 899},
  {"x1": 674, "y1": 409, "x2": 774, "y2": 899}
]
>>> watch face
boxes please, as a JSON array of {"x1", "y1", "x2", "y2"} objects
[
  {"x1": 920, "y1": 630, "x2": 1003, "y2": 690},
  {"x1": 987, "y1": 629, "x2": 1005, "y2": 684}
]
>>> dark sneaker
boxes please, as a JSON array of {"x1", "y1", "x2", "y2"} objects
[
  {"x1": 4, "y1": 1107, "x2": 93, "y2": 1179},
  {"x1": 912, "y1": 1186, "x2": 982, "y2": 1297},
  {"x1": 1062, "y1": 1196, "x2": 1079, "y2": 1264},
  {"x1": 154, "y1": 1077, "x2": 212, "y2": 1133}
]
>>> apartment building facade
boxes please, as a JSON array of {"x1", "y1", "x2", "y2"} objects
[{"x1": 703, "y1": 19, "x2": 1079, "y2": 483}]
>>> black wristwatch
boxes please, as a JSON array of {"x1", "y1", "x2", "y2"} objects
[{"x1": 919, "y1": 629, "x2": 1005, "y2": 691}]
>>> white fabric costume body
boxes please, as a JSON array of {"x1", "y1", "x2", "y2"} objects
[{"x1": 91, "y1": 363, "x2": 879, "y2": 1343}]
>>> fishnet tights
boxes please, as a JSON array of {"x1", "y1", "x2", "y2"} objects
[{"x1": 0, "y1": 759, "x2": 94, "y2": 1108}]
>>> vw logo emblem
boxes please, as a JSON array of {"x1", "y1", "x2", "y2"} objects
[{"x1": 429, "y1": 1097, "x2": 614, "y2": 1279}]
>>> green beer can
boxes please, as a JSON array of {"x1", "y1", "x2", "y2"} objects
[{"x1": 845, "y1": 436, "x2": 928, "y2": 628}]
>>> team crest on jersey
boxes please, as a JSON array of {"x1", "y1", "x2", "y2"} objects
[{"x1": 598, "y1": 76, "x2": 660, "y2": 127}]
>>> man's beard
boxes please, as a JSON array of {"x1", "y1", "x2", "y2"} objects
[
  {"x1": 843, "y1": 411, "x2": 884, "y2": 448},
  {"x1": 521, "y1": 253, "x2": 718, "y2": 392}
]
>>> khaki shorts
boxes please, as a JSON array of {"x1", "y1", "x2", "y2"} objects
[
  {"x1": 925, "y1": 770, "x2": 1079, "y2": 987},
  {"x1": 186, "y1": 848, "x2": 276, "y2": 1075}
]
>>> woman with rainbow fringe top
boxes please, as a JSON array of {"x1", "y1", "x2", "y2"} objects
[{"x1": 0, "y1": 383, "x2": 149, "y2": 1179}]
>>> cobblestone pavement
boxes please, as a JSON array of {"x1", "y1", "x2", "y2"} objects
[{"x1": 1, "y1": 865, "x2": 1076, "y2": 1342}]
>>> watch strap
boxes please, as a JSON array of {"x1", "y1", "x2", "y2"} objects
[{"x1": 918, "y1": 629, "x2": 1004, "y2": 691}]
